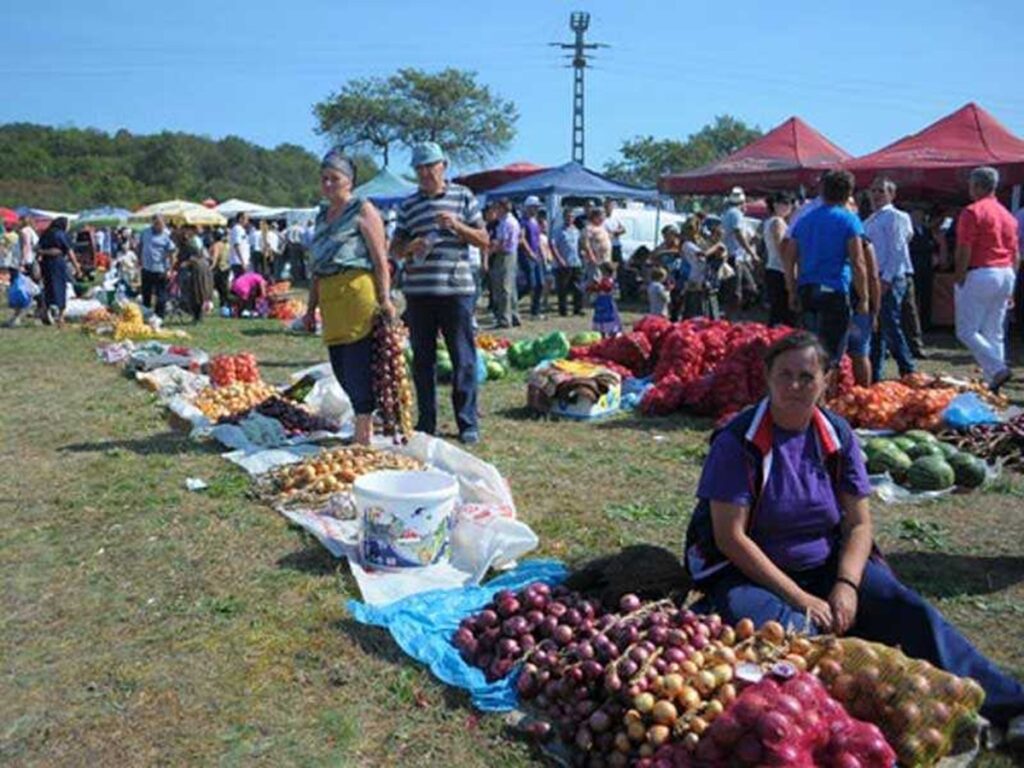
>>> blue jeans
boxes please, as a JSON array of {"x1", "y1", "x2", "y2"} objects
[
  {"x1": 798, "y1": 285, "x2": 850, "y2": 367},
  {"x1": 527, "y1": 260, "x2": 545, "y2": 316},
  {"x1": 871, "y1": 276, "x2": 916, "y2": 382},
  {"x1": 698, "y1": 558, "x2": 1024, "y2": 726},
  {"x1": 406, "y1": 294, "x2": 478, "y2": 436}
]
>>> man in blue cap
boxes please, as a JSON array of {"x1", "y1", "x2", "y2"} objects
[{"x1": 390, "y1": 141, "x2": 490, "y2": 444}]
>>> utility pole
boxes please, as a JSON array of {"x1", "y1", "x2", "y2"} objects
[{"x1": 550, "y1": 12, "x2": 607, "y2": 165}]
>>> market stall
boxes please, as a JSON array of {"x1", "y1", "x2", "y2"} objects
[{"x1": 352, "y1": 167, "x2": 417, "y2": 208}]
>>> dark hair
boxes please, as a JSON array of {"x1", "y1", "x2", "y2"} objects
[
  {"x1": 768, "y1": 192, "x2": 795, "y2": 213},
  {"x1": 763, "y1": 330, "x2": 830, "y2": 372},
  {"x1": 821, "y1": 170, "x2": 855, "y2": 204}
]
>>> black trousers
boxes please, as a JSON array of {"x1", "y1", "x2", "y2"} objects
[
  {"x1": 765, "y1": 269, "x2": 795, "y2": 327},
  {"x1": 141, "y1": 270, "x2": 169, "y2": 317},
  {"x1": 554, "y1": 267, "x2": 583, "y2": 316},
  {"x1": 214, "y1": 269, "x2": 231, "y2": 307}
]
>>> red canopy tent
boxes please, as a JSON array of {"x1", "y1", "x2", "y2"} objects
[
  {"x1": 454, "y1": 162, "x2": 548, "y2": 193},
  {"x1": 659, "y1": 117, "x2": 852, "y2": 195},
  {"x1": 845, "y1": 103, "x2": 1024, "y2": 198}
]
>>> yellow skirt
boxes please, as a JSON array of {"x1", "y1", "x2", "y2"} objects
[{"x1": 319, "y1": 270, "x2": 378, "y2": 346}]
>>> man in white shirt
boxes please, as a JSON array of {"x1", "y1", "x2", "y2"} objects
[
  {"x1": 603, "y1": 198, "x2": 626, "y2": 264},
  {"x1": 229, "y1": 213, "x2": 251, "y2": 278},
  {"x1": 721, "y1": 187, "x2": 759, "y2": 308},
  {"x1": 247, "y1": 221, "x2": 263, "y2": 275},
  {"x1": 264, "y1": 222, "x2": 282, "y2": 278},
  {"x1": 865, "y1": 176, "x2": 917, "y2": 381}
]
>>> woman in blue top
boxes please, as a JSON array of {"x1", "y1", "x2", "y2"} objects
[
  {"x1": 303, "y1": 149, "x2": 395, "y2": 445},
  {"x1": 36, "y1": 217, "x2": 81, "y2": 327}
]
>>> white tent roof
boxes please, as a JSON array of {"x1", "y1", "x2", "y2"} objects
[{"x1": 215, "y1": 198, "x2": 273, "y2": 216}]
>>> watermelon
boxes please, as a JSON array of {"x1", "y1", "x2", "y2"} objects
[
  {"x1": 866, "y1": 437, "x2": 897, "y2": 457},
  {"x1": 486, "y1": 360, "x2": 507, "y2": 380},
  {"x1": 949, "y1": 453, "x2": 987, "y2": 488},
  {"x1": 892, "y1": 436, "x2": 916, "y2": 452},
  {"x1": 906, "y1": 442, "x2": 944, "y2": 460},
  {"x1": 907, "y1": 456, "x2": 956, "y2": 491},
  {"x1": 868, "y1": 448, "x2": 913, "y2": 480},
  {"x1": 904, "y1": 429, "x2": 939, "y2": 444},
  {"x1": 935, "y1": 442, "x2": 960, "y2": 461}
]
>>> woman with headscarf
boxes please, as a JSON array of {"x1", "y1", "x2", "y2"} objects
[
  {"x1": 303, "y1": 148, "x2": 395, "y2": 445},
  {"x1": 176, "y1": 227, "x2": 214, "y2": 322},
  {"x1": 36, "y1": 217, "x2": 81, "y2": 327}
]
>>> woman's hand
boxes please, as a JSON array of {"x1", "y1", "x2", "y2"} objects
[
  {"x1": 797, "y1": 591, "x2": 834, "y2": 630},
  {"x1": 828, "y1": 581, "x2": 859, "y2": 636},
  {"x1": 302, "y1": 309, "x2": 317, "y2": 333},
  {"x1": 379, "y1": 297, "x2": 397, "y2": 321}
]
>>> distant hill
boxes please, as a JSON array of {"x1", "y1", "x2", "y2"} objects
[{"x1": 0, "y1": 124, "x2": 368, "y2": 212}]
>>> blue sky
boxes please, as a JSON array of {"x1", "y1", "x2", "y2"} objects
[{"x1": 4, "y1": 0, "x2": 1023, "y2": 176}]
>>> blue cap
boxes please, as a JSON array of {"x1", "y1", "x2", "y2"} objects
[{"x1": 410, "y1": 141, "x2": 446, "y2": 167}]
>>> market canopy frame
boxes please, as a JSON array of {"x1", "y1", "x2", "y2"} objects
[
  {"x1": 484, "y1": 161, "x2": 659, "y2": 202},
  {"x1": 659, "y1": 117, "x2": 853, "y2": 195},
  {"x1": 844, "y1": 102, "x2": 1024, "y2": 198}
]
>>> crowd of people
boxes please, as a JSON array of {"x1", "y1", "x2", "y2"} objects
[{"x1": 0, "y1": 210, "x2": 318, "y2": 327}]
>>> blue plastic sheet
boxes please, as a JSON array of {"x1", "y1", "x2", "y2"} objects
[
  {"x1": 347, "y1": 559, "x2": 569, "y2": 711},
  {"x1": 943, "y1": 392, "x2": 999, "y2": 429},
  {"x1": 621, "y1": 375, "x2": 653, "y2": 411}
]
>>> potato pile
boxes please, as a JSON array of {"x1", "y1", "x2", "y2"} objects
[
  {"x1": 193, "y1": 381, "x2": 277, "y2": 421},
  {"x1": 270, "y1": 446, "x2": 425, "y2": 500}
]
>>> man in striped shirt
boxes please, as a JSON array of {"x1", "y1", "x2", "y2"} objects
[{"x1": 391, "y1": 142, "x2": 490, "y2": 444}]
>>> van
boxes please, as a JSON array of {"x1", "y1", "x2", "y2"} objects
[{"x1": 607, "y1": 207, "x2": 688, "y2": 260}]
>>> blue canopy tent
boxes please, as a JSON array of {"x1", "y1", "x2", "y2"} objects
[
  {"x1": 482, "y1": 161, "x2": 659, "y2": 203},
  {"x1": 74, "y1": 206, "x2": 133, "y2": 228},
  {"x1": 353, "y1": 167, "x2": 417, "y2": 208}
]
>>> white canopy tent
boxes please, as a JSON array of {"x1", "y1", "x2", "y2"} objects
[{"x1": 215, "y1": 198, "x2": 273, "y2": 217}]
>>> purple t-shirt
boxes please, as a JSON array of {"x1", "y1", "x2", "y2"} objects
[
  {"x1": 523, "y1": 217, "x2": 542, "y2": 255},
  {"x1": 696, "y1": 424, "x2": 871, "y2": 571}
]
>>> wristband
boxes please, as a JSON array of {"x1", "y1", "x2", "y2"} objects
[{"x1": 836, "y1": 576, "x2": 860, "y2": 592}]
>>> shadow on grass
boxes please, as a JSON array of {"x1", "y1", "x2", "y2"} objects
[
  {"x1": 493, "y1": 405, "x2": 543, "y2": 421},
  {"x1": 335, "y1": 616, "x2": 412, "y2": 667},
  {"x1": 886, "y1": 551, "x2": 1024, "y2": 598},
  {"x1": 58, "y1": 431, "x2": 222, "y2": 457},
  {"x1": 277, "y1": 545, "x2": 340, "y2": 576}
]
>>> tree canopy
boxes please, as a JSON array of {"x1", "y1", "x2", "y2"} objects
[
  {"x1": 604, "y1": 116, "x2": 763, "y2": 188},
  {"x1": 0, "y1": 124, "x2": 352, "y2": 211},
  {"x1": 314, "y1": 68, "x2": 518, "y2": 168}
]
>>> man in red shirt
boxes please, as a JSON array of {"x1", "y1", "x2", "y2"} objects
[{"x1": 954, "y1": 166, "x2": 1020, "y2": 392}]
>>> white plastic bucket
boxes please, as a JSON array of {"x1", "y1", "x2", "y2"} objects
[{"x1": 355, "y1": 469, "x2": 459, "y2": 569}]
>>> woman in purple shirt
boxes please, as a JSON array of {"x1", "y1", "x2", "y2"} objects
[{"x1": 686, "y1": 331, "x2": 1024, "y2": 731}]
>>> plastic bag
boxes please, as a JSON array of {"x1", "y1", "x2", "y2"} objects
[
  {"x1": 7, "y1": 273, "x2": 33, "y2": 309},
  {"x1": 942, "y1": 392, "x2": 1000, "y2": 429},
  {"x1": 534, "y1": 331, "x2": 570, "y2": 362},
  {"x1": 348, "y1": 559, "x2": 568, "y2": 711},
  {"x1": 288, "y1": 362, "x2": 354, "y2": 426},
  {"x1": 450, "y1": 503, "x2": 538, "y2": 580}
]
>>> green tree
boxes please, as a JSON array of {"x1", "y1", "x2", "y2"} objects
[
  {"x1": 313, "y1": 68, "x2": 517, "y2": 167},
  {"x1": 313, "y1": 76, "x2": 405, "y2": 167},
  {"x1": 604, "y1": 115, "x2": 762, "y2": 188},
  {"x1": 0, "y1": 123, "x2": 324, "y2": 210}
]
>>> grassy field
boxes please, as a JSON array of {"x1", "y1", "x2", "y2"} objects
[{"x1": 1, "y1": 305, "x2": 1023, "y2": 767}]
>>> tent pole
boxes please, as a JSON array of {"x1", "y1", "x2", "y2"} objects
[
  {"x1": 1012, "y1": 184, "x2": 1021, "y2": 212},
  {"x1": 653, "y1": 198, "x2": 662, "y2": 249}
]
